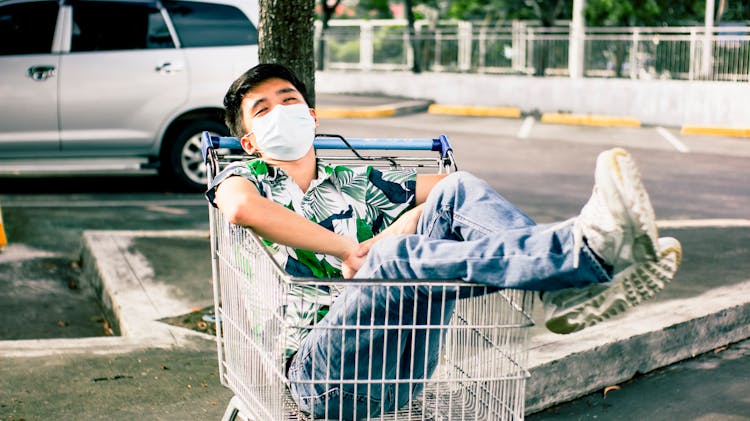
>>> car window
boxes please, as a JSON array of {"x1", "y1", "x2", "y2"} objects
[
  {"x1": 163, "y1": 0, "x2": 258, "y2": 48},
  {"x1": 71, "y1": 1, "x2": 174, "y2": 52},
  {"x1": 0, "y1": 1, "x2": 59, "y2": 55}
]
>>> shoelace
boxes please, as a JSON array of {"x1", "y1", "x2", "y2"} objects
[{"x1": 542, "y1": 217, "x2": 583, "y2": 268}]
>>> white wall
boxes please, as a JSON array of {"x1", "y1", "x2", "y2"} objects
[{"x1": 317, "y1": 71, "x2": 750, "y2": 128}]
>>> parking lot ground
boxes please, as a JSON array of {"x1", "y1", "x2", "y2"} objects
[{"x1": 1, "y1": 102, "x2": 749, "y2": 419}]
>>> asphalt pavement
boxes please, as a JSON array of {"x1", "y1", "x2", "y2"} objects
[{"x1": 1, "y1": 94, "x2": 749, "y2": 421}]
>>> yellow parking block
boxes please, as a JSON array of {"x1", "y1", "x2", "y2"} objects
[
  {"x1": 0, "y1": 205, "x2": 6, "y2": 249},
  {"x1": 428, "y1": 104, "x2": 521, "y2": 118},
  {"x1": 680, "y1": 126, "x2": 750, "y2": 138},
  {"x1": 541, "y1": 113, "x2": 641, "y2": 128},
  {"x1": 316, "y1": 107, "x2": 396, "y2": 119}
]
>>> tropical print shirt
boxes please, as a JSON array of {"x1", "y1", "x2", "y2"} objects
[{"x1": 207, "y1": 158, "x2": 417, "y2": 358}]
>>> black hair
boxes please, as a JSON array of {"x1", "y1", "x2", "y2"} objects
[{"x1": 223, "y1": 63, "x2": 310, "y2": 137}]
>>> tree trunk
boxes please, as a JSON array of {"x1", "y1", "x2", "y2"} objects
[
  {"x1": 716, "y1": 0, "x2": 727, "y2": 25},
  {"x1": 614, "y1": 43, "x2": 626, "y2": 78},
  {"x1": 317, "y1": 0, "x2": 341, "y2": 71},
  {"x1": 259, "y1": 0, "x2": 317, "y2": 107},
  {"x1": 534, "y1": 43, "x2": 548, "y2": 76},
  {"x1": 404, "y1": 0, "x2": 421, "y2": 73},
  {"x1": 529, "y1": 0, "x2": 566, "y2": 76}
]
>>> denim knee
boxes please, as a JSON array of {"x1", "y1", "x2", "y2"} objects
[{"x1": 430, "y1": 171, "x2": 481, "y2": 203}]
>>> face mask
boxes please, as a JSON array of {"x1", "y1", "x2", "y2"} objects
[{"x1": 248, "y1": 103, "x2": 315, "y2": 161}]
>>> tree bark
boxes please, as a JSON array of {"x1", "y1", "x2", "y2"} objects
[
  {"x1": 529, "y1": 0, "x2": 566, "y2": 77},
  {"x1": 259, "y1": 0, "x2": 317, "y2": 107},
  {"x1": 404, "y1": 0, "x2": 421, "y2": 73},
  {"x1": 716, "y1": 0, "x2": 727, "y2": 25}
]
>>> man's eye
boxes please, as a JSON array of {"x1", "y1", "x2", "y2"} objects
[{"x1": 283, "y1": 97, "x2": 298, "y2": 102}]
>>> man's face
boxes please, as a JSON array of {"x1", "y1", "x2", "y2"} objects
[{"x1": 238, "y1": 77, "x2": 317, "y2": 154}]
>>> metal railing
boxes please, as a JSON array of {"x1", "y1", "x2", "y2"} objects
[{"x1": 315, "y1": 19, "x2": 750, "y2": 82}]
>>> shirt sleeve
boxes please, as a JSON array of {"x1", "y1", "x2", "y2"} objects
[
  {"x1": 204, "y1": 161, "x2": 262, "y2": 208},
  {"x1": 364, "y1": 167, "x2": 418, "y2": 232}
]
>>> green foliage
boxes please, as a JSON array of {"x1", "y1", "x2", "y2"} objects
[
  {"x1": 330, "y1": 0, "x2": 749, "y2": 27},
  {"x1": 357, "y1": 0, "x2": 393, "y2": 19},
  {"x1": 327, "y1": 38, "x2": 360, "y2": 63},
  {"x1": 373, "y1": 26, "x2": 407, "y2": 64},
  {"x1": 717, "y1": 1, "x2": 750, "y2": 23},
  {"x1": 656, "y1": 1, "x2": 706, "y2": 25},
  {"x1": 444, "y1": 0, "x2": 563, "y2": 24},
  {"x1": 585, "y1": 0, "x2": 661, "y2": 26},
  {"x1": 585, "y1": 0, "x2": 750, "y2": 27}
]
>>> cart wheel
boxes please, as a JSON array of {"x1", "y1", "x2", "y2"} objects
[
  {"x1": 161, "y1": 120, "x2": 228, "y2": 191},
  {"x1": 221, "y1": 396, "x2": 254, "y2": 421}
]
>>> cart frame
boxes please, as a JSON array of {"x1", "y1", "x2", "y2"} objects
[{"x1": 202, "y1": 133, "x2": 534, "y2": 421}]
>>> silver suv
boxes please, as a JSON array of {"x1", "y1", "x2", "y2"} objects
[{"x1": 0, "y1": 0, "x2": 258, "y2": 190}]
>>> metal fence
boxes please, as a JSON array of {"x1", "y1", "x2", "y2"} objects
[{"x1": 315, "y1": 19, "x2": 750, "y2": 82}]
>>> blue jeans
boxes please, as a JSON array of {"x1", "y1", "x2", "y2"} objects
[{"x1": 288, "y1": 172, "x2": 611, "y2": 419}]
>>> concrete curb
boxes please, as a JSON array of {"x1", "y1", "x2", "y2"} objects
[
  {"x1": 681, "y1": 125, "x2": 750, "y2": 138},
  {"x1": 317, "y1": 71, "x2": 749, "y2": 128},
  {"x1": 316, "y1": 99, "x2": 431, "y2": 119},
  {"x1": 428, "y1": 104, "x2": 521, "y2": 118},
  {"x1": 0, "y1": 230, "x2": 213, "y2": 357},
  {"x1": 526, "y1": 279, "x2": 750, "y2": 413},
  {"x1": 317, "y1": 95, "x2": 746, "y2": 137},
  {"x1": 541, "y1": 112, "x2": 641, "y2": 127}
]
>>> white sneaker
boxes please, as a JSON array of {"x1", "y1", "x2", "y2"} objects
[
  {"x1": 575, "y1": 147, "x2": 659, "y2": 273},
  {"x1": 543, "y1": 237, "x2": 682, "y2": 334}
]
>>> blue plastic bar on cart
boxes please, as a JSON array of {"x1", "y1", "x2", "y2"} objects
[
  {"x1": 314, "y1": 136, "x2": 438, "y2": 151},
  {"x1": 201, "y1": 132, "x2": 453, "y2": 162}
]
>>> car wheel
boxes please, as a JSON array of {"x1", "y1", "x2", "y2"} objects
[{"x1": 162, "y1": 120, "x2": 228, "y2": 191}]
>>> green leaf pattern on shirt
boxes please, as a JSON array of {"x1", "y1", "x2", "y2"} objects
[{"x1": 209, "y1": 158, "x2": 417, "y2": 358}]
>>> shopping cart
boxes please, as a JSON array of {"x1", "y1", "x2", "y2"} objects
[{"x1": 202, "y1": 133, "x2": 535, "y2": 421}]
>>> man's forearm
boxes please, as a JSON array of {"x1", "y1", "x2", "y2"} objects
[
  {"x1": 216, "y1": 178, "x2": 355, "y2": 260},
  {"x1": 249, "y1": 198, "x2": 355, "y2": 259}
]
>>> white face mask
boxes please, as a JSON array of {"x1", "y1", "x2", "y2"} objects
[{"x1": 247, "y1": 103, "x2": 315, "y2": 161}]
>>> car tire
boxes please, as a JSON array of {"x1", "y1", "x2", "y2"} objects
[{"x1": 161, "y1": 120, "x2": 229, "y2": 191}]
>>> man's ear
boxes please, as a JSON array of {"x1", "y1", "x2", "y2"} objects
[
  {"x1": 240, "y1": 135, "x2": 258, "y2": 155},
  {"x1": 309, "y1": 108, "x2": 319, "y2": 127}
]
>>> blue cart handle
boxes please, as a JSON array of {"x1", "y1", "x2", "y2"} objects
[{"x1": 201, "y1": 132, "x2": 453, "y2": 162}]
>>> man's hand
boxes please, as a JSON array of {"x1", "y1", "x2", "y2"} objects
[
  {"x1": 341, "y1": 250, "x2": 367, "y2": 279},
  {"x1": 355, "y1": 204, "x2": 424, "y2": 259}
]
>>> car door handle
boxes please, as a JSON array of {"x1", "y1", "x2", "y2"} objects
[
  {"x1": 27, "y1": 65, "x2": 56, "y2": 81},
  {"x1": 155, "y1": 62, "x2": 185, "y2": 75}
]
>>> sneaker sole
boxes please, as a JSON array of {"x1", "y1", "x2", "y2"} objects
[
  {"x1": 598, "y1": 148, "x2": 659, "y2": 269},
  {"x1": 545, "y1": 237, "x2": 682, "y2": 334}
]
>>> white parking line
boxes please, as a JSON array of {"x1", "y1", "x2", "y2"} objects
[
  {"x1": 656, "y1": 127, "x2": 690, "y2": 153},
  {"x1": 145, "y1": 205, "x2": 190, "y2": 215},
  {"x1": 518, "y1": 116, "x2": 535, "y2": 139}
]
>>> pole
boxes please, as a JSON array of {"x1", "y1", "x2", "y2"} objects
[
  {"x1": 702, "y1": 0, "x2": 715, "y2": 79},
  {"x1": 568, "y1": 0, "x2": 586, "y2": 78}
]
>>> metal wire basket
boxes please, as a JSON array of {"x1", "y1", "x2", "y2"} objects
[{"x1": 203, "y1": 133, "x2": 534, "y2": 421}]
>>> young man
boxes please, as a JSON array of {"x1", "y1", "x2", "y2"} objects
[{"x1": 207, "y1": 63, "x2": 682, "y2": 419}]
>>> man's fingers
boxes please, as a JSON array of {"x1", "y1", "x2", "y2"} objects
[
  {"x1": 356, "y1": 239, "x2": 374, "y2": 257},
  {"x1": 343, "y1": 265, "x2": 356, "y2": 279},
  {"x1": 355, "y1": 246, "x2": 369, "y2": 257}
]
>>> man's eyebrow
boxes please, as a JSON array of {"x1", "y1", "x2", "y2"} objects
[
  {"x1": 276, "y1": 87, "x2": 298, "y2": 96},
  {"x1": 249, "y1": 97, "x2": 266, "y2": 112},
  {"x1": 248, "y1": 87, "x2": 300, "y2": 112}
]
